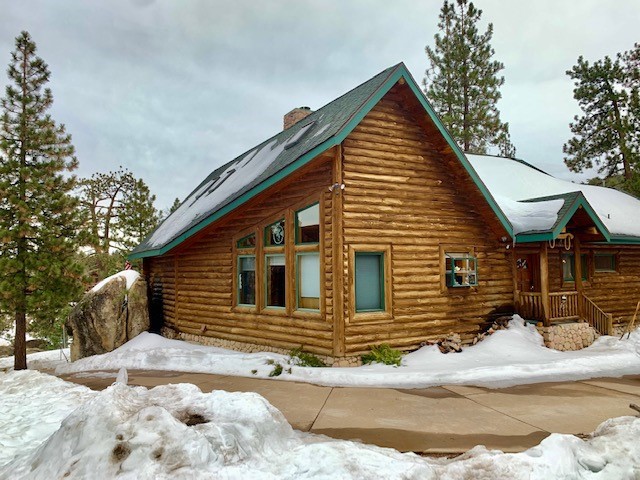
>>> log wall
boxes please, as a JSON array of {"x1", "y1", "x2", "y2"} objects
[
  {"x1": 146, "y1": 155, "x2": 336, "y2": 355},
  {"x1": 340, "y1": 86, "x2": 514, "y2": 354}
]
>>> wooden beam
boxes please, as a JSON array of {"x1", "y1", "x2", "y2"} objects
[
  {"x1": 540, "y1": 242, "x2": 550, "y2": 326},
  {"x1": 574, "y1": 236, "x2": 584, "y2": 320},
  {"x1": 332, "y1": 144, "x2": 346, "y2": 356}
]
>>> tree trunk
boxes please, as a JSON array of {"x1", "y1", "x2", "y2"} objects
[{"x1": 14, "y1": 309, "x2": 27, "y2": 370}]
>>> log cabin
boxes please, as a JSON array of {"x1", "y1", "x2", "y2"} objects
[{"x1": 130, "y1": 63, "x2": 640, "y2": 361}]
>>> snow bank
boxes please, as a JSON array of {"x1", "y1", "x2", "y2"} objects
[
  {"x1": 2, "y1": 371, "x2": 639, "y2": 479},
  {"x1": 0, "y1": 370, "x2": 95, "y2": 467},
  {"x1": 91, "y1": 270, "x2": 140, "y2": 293},
  {"x1": 56, "y1": 317, "x2": 640, "y2": 389}
]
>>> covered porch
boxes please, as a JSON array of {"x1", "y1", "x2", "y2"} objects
[{"x1": 513, "y1": 195, "x2": 614, "y2": 336}]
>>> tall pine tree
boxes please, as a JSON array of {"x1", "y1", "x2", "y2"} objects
[
  {"x1": 0, "y1": 31, "x2": 83, "y2": 369},
  {"x1": 424, "y1": 0, "x2": 515, "y2": 156},
  {"x1": 564, "y1": 46, "x2": 639, "y2": 182}
]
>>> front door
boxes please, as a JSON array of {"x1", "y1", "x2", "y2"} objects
[{"x1": 516, "y1": 254, "x2": 540, "y2": 292}]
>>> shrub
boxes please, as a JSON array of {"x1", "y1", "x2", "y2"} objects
[
  {"x1": 361, "y1": 344, "x2": 403, "y2": 367},
  {"x1": 268, "y1": 363, "x2": 283, "y2": 377},
  {"x1": 289, "y1": 346, "x2": 326, "y2": 367}
]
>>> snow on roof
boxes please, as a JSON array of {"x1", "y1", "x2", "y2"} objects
[
  {"x1": 467, "y1": 154, "x2": 640, "y2": 238},
  {"x1": 131, "y1": 64, "x2": 404, "y2": 257}
]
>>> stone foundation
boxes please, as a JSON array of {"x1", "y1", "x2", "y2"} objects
[
  {"x1": 161, "y1": 327, "x2": 362, "y2": 367},
  {"x1": 536, "y1": 322, "x2": 599, "y2": 351}
]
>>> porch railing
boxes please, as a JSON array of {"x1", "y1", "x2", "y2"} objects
[
  {"x1": 517, "y1": 292, "x2": 543, "y2": 321},
  {"x1": 580, "y1": 293, "x2": 613, "y2": 335},
  {"x1": 516, "y1": 290, "x2": 613, "y2": 335},
  {"x1": 549, "y1": 291, "x2": 579, "y2": 321}
]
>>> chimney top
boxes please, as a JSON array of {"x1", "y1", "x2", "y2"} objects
[{"x1": 283, "y1": 106, "x2": 313, "y2": 130}]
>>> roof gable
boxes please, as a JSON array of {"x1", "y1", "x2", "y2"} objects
[{"x1": 131, "y1": 63, "x2": 513, "y2": 259}]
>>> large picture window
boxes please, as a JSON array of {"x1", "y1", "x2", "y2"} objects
[{"x1": 233, "y1": 198, "x2": 323, "y2": 315}]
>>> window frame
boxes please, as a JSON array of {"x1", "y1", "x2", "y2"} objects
[
  {"x1": 594, "y1": 252, "x2": 618, "y2": 273},
  {"x1": 348, "y1": 244, "x2": 392, "y2": 323},
  {"x1": 295, "y1": 202, "x2": 320, "y2": 245},
  {"x1": 439, "y1": 244, "x2": 478, "y2": 293},
  {"x1": 236, "y1": 254, "x2": 257, "y2": 307},
  {"x1": 561, "y1": 252, "x2": 589, "y2": 287},
  {"x1": 444, "y1": 253, "x2": 478, "y2": 288},
  {"x1": 295, "y1": 251, "x2": 321, "y2": 311},
  {"x1": 232, "y1": 194, "x2": 324, "y2": 318}
]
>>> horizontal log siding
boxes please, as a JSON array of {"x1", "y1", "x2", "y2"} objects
[
  {"x1": 341, "y1": 92, "x2": 514, "y2": 353},
  {"x1": 145, "y1": 255, "x2": 176, "y2": 328},
  {"x1": 548, "y1": 246, "x2": 640, "y2": 324},
  {"x1": 148, "y1": 157, "x2": 335, "y2": 355}
]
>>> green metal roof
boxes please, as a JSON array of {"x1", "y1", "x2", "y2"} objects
[{"x1": 130, "y1": 63, "x2": 514, "y2": 259}]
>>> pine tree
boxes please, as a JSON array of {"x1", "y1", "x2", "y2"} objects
[
  {"x1": 564, "y1": 46, "x2": 639, "y2": 182},
  {"x1": 119, "y1": 178, "x2": 159, "y2": 251},
  {"x1": 0, "y1": 31, "x2": 83, "y2": 369},
  {"x1": 424, "y1": 0, "x2": 515, "y2": 155},
  {"x1": 169, "y1": 197, "x2": 181, "y2": 215}
]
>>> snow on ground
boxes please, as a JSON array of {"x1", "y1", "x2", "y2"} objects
[
  {"x1": 0, "y1": 371, "x2": 95, "y2": 467},
  {"x1": 91, "y1": 269, "x2": 140, "y2": 292},
  {"x1": 55, "y1": 317, "x2": 640, "y2": 389},
  {"x1": 1, "y1": 371, "x2": 639, "y2": 479},
  {"x1": 0, "y1": 348, "x2": 70, "y2": 372}
]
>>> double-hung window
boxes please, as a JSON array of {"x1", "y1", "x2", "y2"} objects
[
  {"x1": 236, "y1": 233, "x2": 256, "y2": 306},
  {"x1": 295, "y1": 203, "x2": 320, "y2": 311},
  {"x1": 265, "y1": 219, "x2": 286, "y2": 308}
]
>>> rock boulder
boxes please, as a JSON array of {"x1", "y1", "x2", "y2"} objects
[{"x1": 67, "y1": 272, "x2": 149, "y2": 361}]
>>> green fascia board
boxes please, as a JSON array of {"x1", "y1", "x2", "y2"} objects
[
  {"x1": 514, "y1": 193, "x2": 611, "y2": 244},
  {"x1": 603, "y1": 235, "x2": 640, "y2": 244},
  {"x1": 130, "y1": 63, "x2": 514, "y2": 259}
]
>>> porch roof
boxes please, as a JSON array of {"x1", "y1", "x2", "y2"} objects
[{"x1": 467, "y1": 154, "x2": 640, "y2": 244}]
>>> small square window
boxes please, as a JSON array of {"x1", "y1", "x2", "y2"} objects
[
  {"x1": 445, "y1": 253, "x2": 478, "y2": 287},
  {"x1": 594, "y1": 253, "x2": 616, "y2": 272}
]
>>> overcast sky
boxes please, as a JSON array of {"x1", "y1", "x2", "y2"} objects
[{"x1": 1, "y1": 0, "x2": 638, "y2": 209}]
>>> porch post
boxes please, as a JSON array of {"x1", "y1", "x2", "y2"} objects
[
  {"x1": 540, "y1": 242, "x2": 550, "y2": 326},
  {"x1": 332, "y1": 144, "x2": 346, "y2": 357},
  {"x1": 574, "y1": 236, "x2": 584, "y2": 320}
]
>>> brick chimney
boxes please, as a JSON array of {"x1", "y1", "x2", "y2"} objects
[{"x1": 283, "y1": 106, "x2": 313, "y2": 130}]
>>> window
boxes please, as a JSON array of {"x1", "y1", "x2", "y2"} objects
[
  {"x1": 355, "y1": 252, "x2": 385, "y2": 312},
  {"x1": 295, "y1": 203, "x2": 320, "y2": 244},
  {"x1": 265, "y1": 219, "x2": 285, "y2": 247},
  {"x1": 445, "y1": 253, "x2": 478, "y2": 287},
  {"x1": 233, "y1": 199, "x2": 323, "y2": 314},
  {"x1": 265, "y1": 254, "x2": 286, "y2": 307},
  {"x1": 237, "y1": 233, "x2": 256, "y2": 249},
  {"x1": 294, "y1": 203, "x2": 321, "y2": 312},
  {"x1": 594, "y1": 253, "x2": 616, "y2": 272},
  {"x1": 562, "y1": 253, "x2": 588, "y2": 282},
  {"x1": 237, "y1": 256, "x2": 256, "y2": 305},
  {"x1": 297, "y1": 253, "x2": 320, "y2": 309}
]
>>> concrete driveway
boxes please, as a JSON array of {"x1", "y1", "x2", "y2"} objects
[{"x1": 61, "y1": 371, "x2": 640, "y2": 454}]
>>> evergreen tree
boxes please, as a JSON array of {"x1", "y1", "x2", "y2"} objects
[
  {"x1": 169, "y1": 197, "x2": 181, "y2": 215},
  {"x1": 78, "y1": 167, "x2": 136, "y2": 254},
  {"x1": 564, "y1": 45, "x2": 639, "y2": 182},
  {"x1": 0, "y1": 31, "x2": 83, "y2": 369},
  {"x1": 119, "y1": 178, "x2": 159, "y2": 251},
  {"x1": 424, "y1": 0, "x2": 515, "y2": 155}
]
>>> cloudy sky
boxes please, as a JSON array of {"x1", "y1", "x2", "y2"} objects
[{"x1": 1, "y1": 0, "x2": 638, "y2": 209}]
